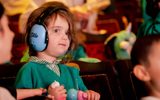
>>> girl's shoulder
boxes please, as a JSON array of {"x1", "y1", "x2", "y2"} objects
[
  {"x1": 23, "y1": 61, "x2": 39, "y2": 66},
  {"x1": 59, "y1": 63, "x2": 80, "y2": 72},
  {"x1": 59, "y1": 64, "x2": 81, "y2": 77},
  {"x1": 21, "y1": 61, "x2": 43, "y2": 70}
]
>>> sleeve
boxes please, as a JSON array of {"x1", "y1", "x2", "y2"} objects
[
  {"x1": 14, "y1": 64, "x2": 33, "y2": 88},
  {"x1": 77, "y1": 72, "x2": 88, "y2": 91},
  {"x1": 69, "y1": 67, "x2": 88, "y2": 91}
]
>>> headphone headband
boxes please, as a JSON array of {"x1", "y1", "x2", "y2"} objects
[{"x1": 38, "y1": 7, "x2": 67, "y2": 24}]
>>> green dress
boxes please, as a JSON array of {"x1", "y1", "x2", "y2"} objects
[{"x1": 15, "y1": 62, "x2": 87, "y2": 92}]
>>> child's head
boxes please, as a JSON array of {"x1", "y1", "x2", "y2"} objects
[
  {"x1": 0, "y1": 3, "x2": 14, "y2": 64},
  {"x1": 26, "y1": 1, "x2": 77, "y2": 58},
  {"x1": 131, "y1": 34, "x2": 160, "y2": 96}
]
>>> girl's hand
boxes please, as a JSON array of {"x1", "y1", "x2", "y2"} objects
[
  {"x1": 85, "y1": 90, "x2": 100, "y2": 100},
  {"x1": 46, "y1": 94, "x2": 54, "y2": 100},
  {"x1": 48, "y1": 85, "x2": 66, "y2": 100},
  {"x1": 37, "y1": 88, "x2": 47, "y2": 96}
]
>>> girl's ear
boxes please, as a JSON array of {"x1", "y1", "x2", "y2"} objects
[{"x1": 133, "y1": 65, "x2": 151, "y2": 82}]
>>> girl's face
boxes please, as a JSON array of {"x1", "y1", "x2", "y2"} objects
[
  {"x1": 0, "y1": 14, "x2": 14, "y2": 64},
  {"x1": 43, "y1": 15, "x2": 70, "y2": 58}
]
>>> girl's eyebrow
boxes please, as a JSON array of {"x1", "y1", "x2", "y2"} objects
[
  {"x1": 49, "y1": 26, "x2": 62, "y2": 30},
  {"x1": 52, "y1": 26, "x2": 63, "y2": 28},
  {"x1": 51, "y1": 26, "x2": 68, "y2": 32}
]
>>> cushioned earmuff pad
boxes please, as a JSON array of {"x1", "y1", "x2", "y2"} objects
[{"x1": 29, "y1": 24, "x2": 48, "y2": 51}]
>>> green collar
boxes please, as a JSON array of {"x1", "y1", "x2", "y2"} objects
[
  {"x1": 29, "y1": 56, "x2": 61, "y2": 65},
  {"x1": 29, "y1": 56, "x2": 61, "y2": 76}
]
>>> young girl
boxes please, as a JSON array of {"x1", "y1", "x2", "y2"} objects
[{"x1": 15, "y1": 1, "x2": 100, "y2": 100}]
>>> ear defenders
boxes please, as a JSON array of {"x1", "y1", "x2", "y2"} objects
[
  {"x1": 29, "y1": 7, "x2": 67, "y2": 52},
  {"x1": 29, "y1": 23, "x2": 48, "y2": 52}
]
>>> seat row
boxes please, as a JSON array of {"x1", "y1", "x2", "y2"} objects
[
  {"x1": 72, "y1": 60, "x2": 147, "y2": 100},
  {"x1": 0, "y1": 60, "x2": 146, "y2": 100}
]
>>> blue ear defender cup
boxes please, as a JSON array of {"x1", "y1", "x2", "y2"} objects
[
  {"x1": 28, "y1": 8, "x2": 51, "y2": 52},
  {"x1": 29, "y1": 23, "x2": 48, "y2": 51}
]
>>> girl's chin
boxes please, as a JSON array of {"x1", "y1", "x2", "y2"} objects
[{"x1": 56, "y1": 51, "x2": 67, "y2": 57}]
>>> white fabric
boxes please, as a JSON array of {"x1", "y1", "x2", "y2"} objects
[
  {"x1": 0, "y1": 87, "x2": 16, "y2": 100},
  {"x1": 141, "y1": 96, "x2": 160, "y2": 100}
]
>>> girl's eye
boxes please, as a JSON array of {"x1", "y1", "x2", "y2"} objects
[{"x1": 53, "y1": 28, "x2": 61, "y2": 33}]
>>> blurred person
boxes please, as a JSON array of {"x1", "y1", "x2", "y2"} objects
[
  {"x1": 0, "y1": 2, "x2": 54, "y2": 100},
  {"x1": 68, "y1": 0, "x2": 110, "y2": 34},
  {"x1": 131, "y1": 34, "x2": 160, "y2": 100},
  {"x1": 0, "y1": 2, "x2": 14, "y2": 64},
  {"x1": 137, "y1": 0, "x2": 160, "y2": 38}
]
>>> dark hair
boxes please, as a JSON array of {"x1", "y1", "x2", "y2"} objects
[
  {"x1": 0, "y1": 3, "x2": 4, "y2": 18},
  {"x1": 131, "y1": 34, "x2": 160, "y2": 98},
  {"x1": 26, "y1": 1, "x2": 77, "y2": 56},
  {"x1": 146, "y1": 0, "x2": 160, "y2": 18},
  {"x1": 131, "y1": 34, "x2": 160, "y2": 67}
]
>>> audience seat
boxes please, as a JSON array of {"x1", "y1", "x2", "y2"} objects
[
  {"x1": 72, "y1": 60, "x2": 123, "y2": 100},
  {"x1": 114, "y1": 60, "x2": 139, "y2": 100},
  {"x1": 104, "y1": 36, "x2": 117, "y2": 60},
  {"x1": 96, "y1": 19, "x2": 120, "y2": 34},
  {"x1": 0, "y1": 63, "x2": 24, "y2": 87},
  {"x1": 84, "y1": 43, "x2": 107, "y2": 61},
  {"x1": 81, "y1": 74, "x2": 112, "y2": 100},
  {"x1": 0, "y1": 63, "x2": 50, "y2": 100},
  {"x1": 0, "y1": 60, "x2": 148, "y2": 100},
  {"x1": 82, "y1": 32, "x2": 109, "y2": 61},
  {"x1": 82, "y1": 32, "x2": 108, "y2": 43}
]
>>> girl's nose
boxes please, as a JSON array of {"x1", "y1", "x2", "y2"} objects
[{"x1": 62, "y1": 33, "x2": 69, "y2": 40}]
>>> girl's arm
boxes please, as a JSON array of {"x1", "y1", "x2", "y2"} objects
[{"x1": 16, "y1": 88, "x2": 46, "y2": 99}]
